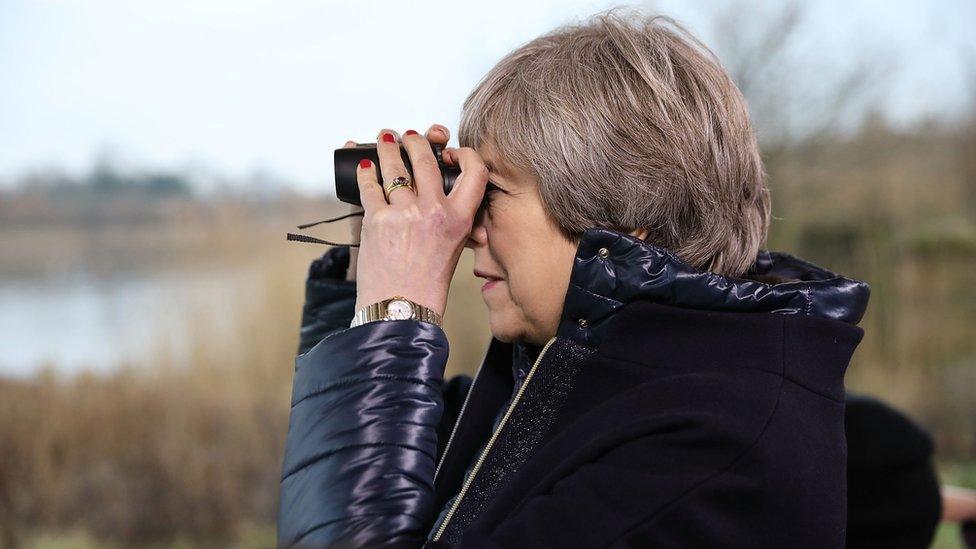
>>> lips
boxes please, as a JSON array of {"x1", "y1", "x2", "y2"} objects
[{"x1": 473, "y1": 269, "x2": 503, "y2": 282}]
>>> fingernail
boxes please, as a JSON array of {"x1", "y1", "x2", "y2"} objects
[
  {"x1": 404, "y1": 129, "x2": 419, "y2": 136},
  {"x1": 381, "y1": 132, "x2": 396, "y2": 143},
  {"x1": 359, "y1": 159, "x2": 372, "y2": 169},
  {"x1": 433, "y1": 125, "x2": 449, "y2": 136}
]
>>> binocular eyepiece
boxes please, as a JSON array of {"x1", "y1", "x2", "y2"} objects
[{"x1": 334, "y1": 143, "x2": 462, "y2": 206}]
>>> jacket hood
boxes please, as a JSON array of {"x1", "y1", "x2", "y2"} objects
[{"x1": 555, "y1": 228, "x2": 871, "y2": 350}]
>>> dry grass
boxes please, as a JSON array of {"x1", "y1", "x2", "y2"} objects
[
  {"x1": 0, "y1": 119, "x2": 973, "y2": 545},
  {"x1": 764, "y1": 119, "x2": 976, "y2": 455},
  {"x1": 0, "y1": 197, "x2": 491, "y2": 547}
]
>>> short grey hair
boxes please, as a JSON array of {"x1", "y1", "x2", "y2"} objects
[{"x1": 458, "y1": 8, "x2": 771, "y2": 277}]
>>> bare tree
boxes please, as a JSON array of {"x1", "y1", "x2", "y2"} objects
[
  {"x1": 961, "y1": 60, "x2": 976, "y2": 220},
  {"x1": 643, "y1": 0, "x2": 894, "y2": 144}
]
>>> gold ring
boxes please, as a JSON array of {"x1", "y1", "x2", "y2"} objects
[{"x1": 384, "y1": 176, "x2": 414, "y2": 202}]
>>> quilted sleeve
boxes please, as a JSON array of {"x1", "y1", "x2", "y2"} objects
[
  {"x1": 278, "y1": 318, "x2": 449, "y2": 548},
  {"x1": 297, "y1": 246, "x2": 358, "y2": 355}
]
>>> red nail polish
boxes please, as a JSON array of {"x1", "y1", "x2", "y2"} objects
[
  {"x1": 359, "y1": 159, "x2": 372, "y2": 169},
  {"x1": 404, "y1": 129, "x2": 419, "y2": 136},
  {"x1": 381, "y1": 133, "x2": 396, "y2": 143}
]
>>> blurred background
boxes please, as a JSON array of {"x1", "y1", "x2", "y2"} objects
[{"x1": 1, "y1": 0, "x2": 974, "y2": 546}]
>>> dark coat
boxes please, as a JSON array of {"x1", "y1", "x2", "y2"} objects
[
  {"x1": 845, "y1": 394, "x2": 942, "y2": 548},
  {"x1": 277, "y1": 228, "x2": 872, "y2": 548}
]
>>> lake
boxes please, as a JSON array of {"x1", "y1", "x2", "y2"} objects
[{"x1": 0, "y1": 268, "x2": 259, "y2": 377}]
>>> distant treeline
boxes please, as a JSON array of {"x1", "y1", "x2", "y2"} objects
[
  {"x1": 6, "y1": 162, "x2": 193, "y2": 200},
  {"x1": 0, "y1": 161, "x2": 307, "y2": 228}
]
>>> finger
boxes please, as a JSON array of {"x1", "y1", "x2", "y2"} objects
[
  {"x1": 401, "y1": 129, "x2": 444, "y2": 202},
  {"x1": 375, "y1": 128, "x2": 415, "y2": 207},
  {"x1": 424, "y1": 124, "x2": 450, "y2": 146},
  {"x1": 446, "y1": 147, "x2": 490, "y2": 214},
  {"x1": 346, "y1": 138, "x2": 365, "y2": 245},
  {"x1": 340, "y1": 141, "x2": 367, "y2": 218},
  {"x1": 356, "y1": 158, "x2": 386, "y2": 212},
  {"x1": 343, "y1": 143, "x2": 365, "y2": 213}
]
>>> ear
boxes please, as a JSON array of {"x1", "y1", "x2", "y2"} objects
[{"x1": 628, "y1": 227, "x2": 650, "y2": 241}]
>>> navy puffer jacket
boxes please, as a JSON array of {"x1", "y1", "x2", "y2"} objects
[{"x1": 278, "y1": 228, "x2": 871, "y2": 548}]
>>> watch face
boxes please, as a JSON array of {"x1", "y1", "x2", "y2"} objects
[{"x1": 386, "y1": 299, "x2": 414, "y2": 320}]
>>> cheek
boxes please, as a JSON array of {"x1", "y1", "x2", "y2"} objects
[
  {"x1": 483, "y1": 195, "x2": 573, "y2": 325},
  {"x1": 485, "y1": 219, "x2": 515, "y2": 278},
  {"x1": 492, "y1": 245, "x2": 547, "y2": 316},
  {"x1": 485, "y1": 235, "x2": 530, "y2": 316}
]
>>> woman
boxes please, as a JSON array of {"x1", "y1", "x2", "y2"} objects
[{"x1": 278, "y1": 10, "x2": 870, "y2": 548}]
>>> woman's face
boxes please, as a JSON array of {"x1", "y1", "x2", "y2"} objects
[{"x1": 464, "y1": 143, "x2": 580, "y2": 346}]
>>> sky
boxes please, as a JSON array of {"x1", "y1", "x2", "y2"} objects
[{"x1": 1, "y1": 0, "x2": 974, "y2": 195}]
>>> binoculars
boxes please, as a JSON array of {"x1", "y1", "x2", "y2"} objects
[{"x1": 334, "y1": 143, "x2": 462, "y2": 206}]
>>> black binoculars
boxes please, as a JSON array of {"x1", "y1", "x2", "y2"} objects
[
  {"x1": 288, "y1": 142, "x2": 479, "y2": 247},
  {"x1": 334, "y1": 143, "x2": 462, "y2": 206}
]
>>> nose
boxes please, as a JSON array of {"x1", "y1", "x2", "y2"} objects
[{"x1": 465, "y1": 207, "x2": 488, "y2": 249}]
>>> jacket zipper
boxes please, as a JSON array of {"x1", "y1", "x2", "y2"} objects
[
  {"x1": 432, "y1": 336, "x2": 558, "y2": 541},
  {"x1": 433, "y1": 349, "x2": 486, "y2": 482}
]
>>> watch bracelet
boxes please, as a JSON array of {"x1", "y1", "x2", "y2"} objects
[{"x1": 349, "y1": 298, "x2": 442, "y2": 328}]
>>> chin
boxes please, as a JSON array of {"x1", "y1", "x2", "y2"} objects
[{"x1": 487, "y1": 313, "x2": 525, "y2": 344}]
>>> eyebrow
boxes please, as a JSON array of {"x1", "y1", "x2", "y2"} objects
[{"x1": 483, "y1": 159, "x2": 508, "y2": 179}]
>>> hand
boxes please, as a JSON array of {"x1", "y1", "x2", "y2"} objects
[
  {"x1": 341, "y1": 124, "x2": 451, "y2": 282},
  {"x1": 353, "y1": 124, "x2": 487, "y2": 319}
]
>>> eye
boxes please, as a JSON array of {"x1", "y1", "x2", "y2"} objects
[{"x1": 480, "y1": 181, "x2": 503, "y2": 210}]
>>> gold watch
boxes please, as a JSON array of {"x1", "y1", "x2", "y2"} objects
[{"x1": 349, "y1": 295, "x2": 442, "y2": 328}]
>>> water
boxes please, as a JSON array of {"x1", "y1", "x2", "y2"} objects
[{"x1": 0, "y1": 269, "x2": 251, "y2": 377}]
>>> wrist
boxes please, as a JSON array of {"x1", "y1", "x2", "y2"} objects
[
  {"x1": 350, "y1": 295, "x2": 443, "y2": 328},
  {"x1": 355, "y1": 292, "x2": 447, "y2": 318}
]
